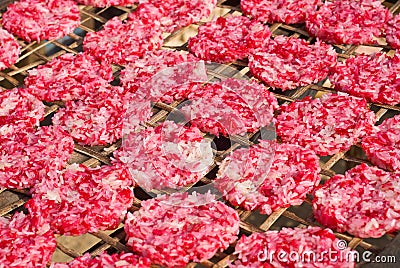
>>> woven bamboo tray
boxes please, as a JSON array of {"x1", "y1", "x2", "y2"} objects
[{"x1": 0, "y1": 0, "x2": 399, "y2": 267}]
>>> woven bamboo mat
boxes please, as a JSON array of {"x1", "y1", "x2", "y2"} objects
[{"x1": 1, "y1": 0, "x2": 400, "y2": 267}]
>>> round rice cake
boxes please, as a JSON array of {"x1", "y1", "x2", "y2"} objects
[
  {"x1": 83, "y1": 16, "x2": 163, "y2": 65},
  {"x1": 24, "y1": 53, "x2": 113, "y2": 102},
  {"x1": 233, "y1": 226, "x2": 356, "y2": 267},
  {"x1": 137, "y1": 83, "x2": 201, "y2": 104},
  {"x1": 386, "y1": 14, "x2": 400, "y2": 49},
  {"x1": 181, "y1": 78, "x2": 278, "y2": 136},
  {"x1": 305, "y1": 0, "x2": 391, "y2": 45},
  {"x1": 119, "y1": 50, "x2": 198, "y2": 100},
  {"x1": 52, "y1": 83, "x2": 151, "y2": 146},
  {"x1": 133, "y1": 0, "x2": 217, "y2": 33},
  {"x1": 330, "y1": 52, "x2": 400, "y2": 106},
  {"x1": 240, "y1": 0, "x2": 321, "y2": 24},
  {"x1": 0, "y1": 28, "x2": 20, "y2": 70},
  {"x1": 362, "y1": 115, "x2": 400, "y2": 172},
  {"x1": 248, "y1": 35, "x2": 337, "y2": 91},
  {"x1": 188, "y1": 15, "x2": 271, "y2": 63},
  {"x1": 0, "y1": 125, "x2": 74, "y2": 189},
  {"x1": 76, "y1": 0, "x2": 137, "y2": 7},
  {"x1": 215, "y1": 141, "x2": 321, "y2": 215},
  {"x1": 26, "y1": 164, "x2": 134, "y2": 235},
  {"x1": 124, "y1": 192, "x2": 240, "y2": 267},
  {"x1": 52, "y1": 252, "x2": 151, "y2": 268},
  {"x1": 313, "y1": 163, "x2": 400, "y2": 238},
  {"x1": 114, "y1": 120, "x2": 213, "y2": 191},
  {"x1": 276, "y1": 93, "x2": 375, "y2": 156},
  {"x1": 0, "y1": 88, "x2": 45, "y2": 130},
  {"x1": 0, "y1": 212, "x2": 56, "y2": 267},
  {"x1": 2, "y1": 0, "x2": 80, "y2": 42}
]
